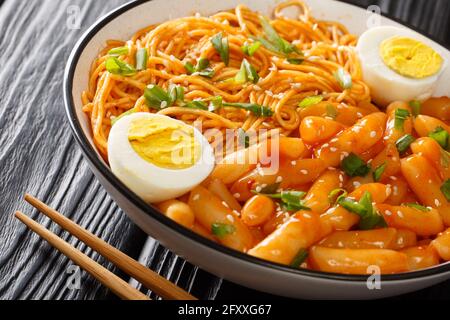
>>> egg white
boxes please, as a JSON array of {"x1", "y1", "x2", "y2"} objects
[
  {"x1": 356, "y1": 26, "x2": 447, "y2": 107},
  {"x1": 108, "y1": 113, "x2": 215, "y2": 204}
]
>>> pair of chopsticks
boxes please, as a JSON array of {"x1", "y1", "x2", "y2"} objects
[{"x1": 15, "y1": 194, "x2": 197, "y2": 300}]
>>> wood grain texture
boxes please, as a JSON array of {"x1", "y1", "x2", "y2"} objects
[{"x1": 0, "y1": 0, "x2": 449, "y2": 301}]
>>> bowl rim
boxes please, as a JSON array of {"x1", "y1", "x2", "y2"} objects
[{"x1": 63, "y1": 0, "x2": 450, "y2": 283}]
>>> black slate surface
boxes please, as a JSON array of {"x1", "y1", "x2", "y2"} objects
[{"x1": 0, "y1": 0, "x2": 449, "y2": 300}]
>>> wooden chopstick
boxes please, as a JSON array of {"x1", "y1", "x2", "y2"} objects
[
  {"x1": 15, "y1": 211, "x2": 150, "y2": 300},
  {"x1": 24, "y1": 194, "x2": 197, "y2": 301}
]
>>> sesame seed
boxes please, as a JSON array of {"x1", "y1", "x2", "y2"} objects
[
  {"x1": 370, "y1": 131, "x2": 377, "y2": 138},
  {"x1": 276, "y1": 176, "x2": 283, "y2": 183},
  {"x1": 397, "y1": 211, "x2": 404, "y2": 218},
  {"x1": 303, "y1": 213, "x2": 312, "y2": 219},
  {"x1": 301, "y1": 170, "x2": 309, "y2": 175},
  {"x1": 312, "y1": 23, "x2": 318, "y2": 31},
  {"x1": 255, "y1": 186, "x2": 262, "y2": 193},
  {"x1": 330, "y1": 147, "x2": 338, "y2": 152},
  {"x1": 160, "y1": 101, "x2": 168, "y2": 108},
  {"x1": 291, "y1": 161, "x2": 297, "y2": 166},
  {"x1": 435, "y1": 199, "x2": 441, "y2": 207},
  {"x1": 226, "y1": 215, "x2": 235, "y2": 223},
  {"x1": 193, "y1": 194, "x2": 200, "y2": 201},
  {"x1": 353, "y1": 181, "x2": 361, "y2": 188},
  {"x1": 222, "y1": 201, "x2": 230, "y2": 209},
  {"x1": 390, "y1": 176, "x2": 397, "y2": 181},
  {"x1": 385, "y1": 210, "x2": 392, "y2": 216},
  {"x1": 233, "y1": 193, "x2": 241, "y2": 198}
]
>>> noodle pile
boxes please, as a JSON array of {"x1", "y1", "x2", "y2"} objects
[{"x1": 82, "y1": 0, "x2": 370, "y2": 159}]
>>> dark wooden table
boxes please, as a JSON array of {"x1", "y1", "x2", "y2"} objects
[{"x1": 0, "y1": 0, "x2": 449, "y2": 300}]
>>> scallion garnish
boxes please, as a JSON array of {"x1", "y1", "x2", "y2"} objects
[
  {"x1": 168, "y1": 84, "x2": 184, "y2": 103},
  {"x1": 237, "y1": 128, "x2": 250, "y2": 148},
  {"x1": 184, "y1": 62, "x2": 196, "y2": 74},
  {"x1": 334, "y1": 68, "x2": 352, "y2": 90},
  {"x1": 298, "y1": 95, "x2": 323, "y2": 108},
  {"x1": 286, "y1": 58, "x2": 304, "y2": 65},
  {"x1": 253, "y1": 189, "x2": 310, "y2": 212},
  {"x1": 290, "y1": 249, "x2": 309, "y2": 268},
  {"x1": 211, "y1": 32, "x2": 230, "y2": 66},
  {"x1": 404, "y1": 203, "x2": 431, "y2": 212},
  {"x1": 256, "y1": 16, "x2": 303, "y2": 62},
  {"x1": 409, "y1": 100, "x2": 421, "y2": 117},
  {"x1": 429, "y1": 127, "x2": 449, "y2": 150},
  {"x1": 184, "y1": 58, "x2": 215, "y2": 78},
  {"x1": 105, "y1": 57, "x2": 136, "y2": 76},
  {"x1": 440, "y1": 179, "x2": 450, "y2": 202},
  {"x1": 341, "y1": 153, "x2": 371, "y2": 177},
  {"x1": 136, "y1": 48, "x2": 148, "y2": 71},
  {"x1": 223, "y1": 102, "x2": 273, "y2": 117},
  {"x1": 373, "y1": 162, "x2": 387, "y2": 182},
  {"x1": 394, "y1": 108, "x2": 411, "y2": 131},
  {"x1": 337, "y1": 192, "x2": 387, "y2": 230},
  {"x1": 232, "y1": 59, "x2": 260, "y2": 84},
  {"x1": 211, "y1": 223, "x2": 236, "y2": 238},
  {"x1": 328, "y1": 188, "x2": 348, "y2": 205},
  {"x1": 257, "y1": 183, "x2": 281, "y2": 195},
  {"x1": 242, "y1": 41, "x2": 261, "y2": 56},
  {"x1": 108, "y1": 46, "x2": 129, "y2": 56},
  {"x1": 208, "y1": 96, "x2": 223, "y2": 112},
  {"x1": 184, "y1": 100, "x2": 208, "y2": 110},
  {"x1": 396, "y1": 134, "x2": 415, "y2": 155},
  {"x1": 144, "y1": 84, "x2": 173, "y2": 110}
]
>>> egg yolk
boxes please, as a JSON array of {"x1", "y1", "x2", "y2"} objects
[
  {"x1": 128, "y1": 117, "x2": 201, "y2": 170},
  {"x1": 380, "y1": 36, "x2": 443, "y2": 78}
]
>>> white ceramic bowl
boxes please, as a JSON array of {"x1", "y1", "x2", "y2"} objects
[{"x1": 64, "y1": 0, "x2": 450, "y2": 299}]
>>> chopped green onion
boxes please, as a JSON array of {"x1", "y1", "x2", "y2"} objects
[
  {"x1": 373, "y1": 162, "x2": 387, "y2": 182},
  {"x1": 184, "y1": 100, "x2": 208, "y2": 110},
  {"x1": 144, "y1": 84, "x2": 172, "y2": 110},
  {"x1": 357, "y1": 192, "x2": 387, "y2": 230},
  {"x1": 396, "y1": 134, "x2": 415, "y2": 155},
  {"x1": 256, "y1": 183, "x2": 281, "y2": 195},
  {"x1": 338, "y1": 192, "x2": 387, "y2": 230},
  {"x1": 338, "y1": 197, "x2": 367, "y2": 215},
  {"x1": 168, "y1": 84, "x2": 184, "y2": 103},
  {"x1": 253, "y1": 188, "x2": 310, "y2": 212},
  {"x1": 286, "y1": 58, "x2": 304, "y2": 65},
  {"x1": 328, "y1": 188, "x2": 348, "y2": 205},
  {"x1": 404, "y1": 203, "x2": 431, "y2": 212},
  {"x1": 111, "y1": 108, "x2": 136, "y2": 126},
  {"x1": 394, "y1": 108, "x2": 411, "y2": 131},
  {"x1": 242, "y1": 41, "x2": 261, "y2": 56},
  {"x1": 238, "y1": 128, "x2": 250, "y2": 148},
  {"x1": 440, "y1": 179, "x2": 450, "y2": 202},
  {"x1": 211, "y1": 33, "x2": 230, "y2": 66},
  {"x1": 223, "y1": 102, "x2": 273, "y2": 117},
  {"x1": 211, "y1": 223, "x2": 236, "y2": 238},
  {"x1": 197, "y1": 58, "x2": 210, "y2": 70},
  {"x1": 136, "y1": 48, "x2": 148, "y2": 71},
  {"x1": 257, "y1": 16, "x2": 303, "y2": 62},
  {"x1": 108, "y1": 46, "x2": 129, "y2": 56},
  {"x1": 105, "y1": 57, "x2": 136, "y2": 76},
  {"x1": 341, "y1": 153, "x2": 371, "y2": 177},
  {"x1": 184, "y1": 58, "x2": 215, "y2": 78},
  {"x1": 232, "y1": 59, "x2": 260, "y2": 84},
  {"x1": 290, "y1": 249, "x2": 309, "y2": 268},
  {"x1": 409, "y1": 100, "x2": 422, "y2": 117},
  {"x1": 326, "y1": 104, "x2": 338, "y2": 120},
  {"x1": 298, "y1": 95, "x2": 323, "y2": 108},
  {"x1": 429, "y1": 127, "x2": 449, "y2": 150},
  {"x1": 184, "y1": 62, "x2": 196, "y2": 74},
  {"x1": 208, "y1": 96, "x2": 223, "y2": 112},
  {"x1": 334, "y1": 68, "x2": 352, "y2": 90}
]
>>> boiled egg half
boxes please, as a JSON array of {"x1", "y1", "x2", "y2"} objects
[
  {"x1": 357, "y1": 26, "x2": 446, "y2": 106},
  {"x1": 108, "y1": 113, "x2": 215, "y2": 203}
]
